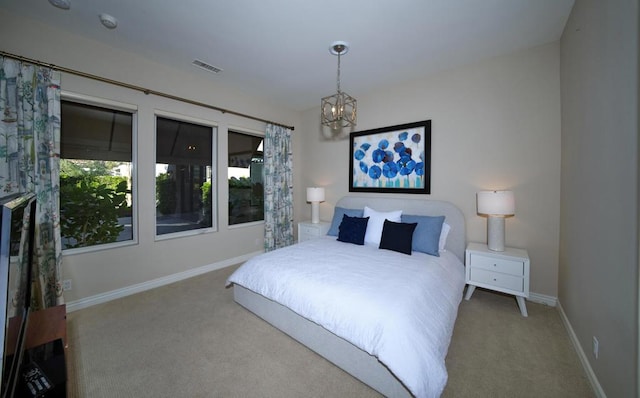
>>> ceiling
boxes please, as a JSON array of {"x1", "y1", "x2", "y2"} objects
[{"x1": 1, "y1": 0, "x2": 574, "y2": 111}]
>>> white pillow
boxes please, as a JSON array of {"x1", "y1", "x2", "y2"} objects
[
  {"x1": 439, "y1": 222, "x2": 451, "y2": 252},
  {"x1": 363, "y1": 206, "x2": 402, "y2": 246}
]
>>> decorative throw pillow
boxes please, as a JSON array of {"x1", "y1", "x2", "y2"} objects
[
  {"x1": 337, "y1": 215, "x2": 369, "y2": 245},
  {"x1": 327, "y1": 207, "x2": 364, "y2": 236},
  {"x1": 379, "y1": 220, "x2": 418, "y2": 255},
  {"x1": 363, "y1": 206, "x2": 402, "y2": 246},
  {"x1": 401, "y1": 214, "x2": 445, "y2": 256}
]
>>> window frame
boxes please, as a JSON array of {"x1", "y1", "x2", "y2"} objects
[
  {"x1": 60, "y1": 91, "x2": 139, "y2": 255},
  {"x1": 154, "y1": 109, "x2": 218, "y2": 241},
  {"x1": 227, "y1": 126, "x2": 265, "y2": 228}
]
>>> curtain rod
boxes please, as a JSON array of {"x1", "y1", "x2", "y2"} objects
[{"x1": 0, "y1": 50, "x2": 295, "y2": 131}]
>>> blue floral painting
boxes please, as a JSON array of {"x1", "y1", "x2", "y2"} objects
[{"x1": 349, "y1": 120, "x2": 431, "y2": 194}]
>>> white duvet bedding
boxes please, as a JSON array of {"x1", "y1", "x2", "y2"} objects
[{"x1": 226, "y1": 236, "x2": 465, "y2": 398}]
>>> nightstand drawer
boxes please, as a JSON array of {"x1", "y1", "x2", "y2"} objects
[
  {"x1": 299, "y1": 225, "x2": 326, "y2": 237},
  {"x1": 298, "y1": 221, "x2": 330, "y2": 242},
  {"x1": 470, "y1": 268, "x2": 524, "y2": 292},
  {"x1": 299, "y1": 225, "x2": 321, "y2": 237},
  {"x1": 469, "y1": 253, "x2": 524, "y2": 276}
]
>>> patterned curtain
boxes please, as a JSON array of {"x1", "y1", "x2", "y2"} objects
[
  {"x1": 0, "y1": 57, "x2": 63, "y2": 309},
  {"x1": 263, "y1": 123, "x2": 293, "y2": 251}
]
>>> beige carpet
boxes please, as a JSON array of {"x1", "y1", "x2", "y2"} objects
[{"x1": 65, "y1": 264, "x2": 594, "y2": 398}]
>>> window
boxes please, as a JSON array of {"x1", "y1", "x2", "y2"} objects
[
  {"x1": 228, "y1": 130, "x2": 263, "y2": 225},
  {"x1": 60, "y1": 99, "x2": 135, "y2": 251},
  {"x1": 156, "y1": 115, "x2": 216, "y2": 236}
]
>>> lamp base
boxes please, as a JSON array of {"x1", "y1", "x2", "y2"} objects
[
  {"x1": 487, "y1": 216, "x2": 506, "y2": 251},
  {"x1": 311, "y1": 202, "x2": 320, "y2": 224}
]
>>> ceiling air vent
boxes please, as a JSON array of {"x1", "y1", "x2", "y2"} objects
[{"x1": 192, "y1": 59, "x2": 223, "y2": 74}]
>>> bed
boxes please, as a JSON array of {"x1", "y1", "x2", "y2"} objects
[{"x1": 226, "y1": 196, "x2": 466, "y2": 398}]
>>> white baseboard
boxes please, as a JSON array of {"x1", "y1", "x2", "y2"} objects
[
  {"x1": 557, "y1": 301, "x2": 607, "y2": 398},
  {"x1": 66, "y1": 251, "x2": 262, "y2": 313},
  {"x1": 528, "y1": 292, "x2": 558, "y2": 307}
]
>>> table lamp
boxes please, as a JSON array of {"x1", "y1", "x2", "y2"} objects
[
  {"x1": 477, "y1": 190, "x2": 515, "y2": 251},
  {"x1": 306, "y1": 187, "x2": 325, "y2": 224}
]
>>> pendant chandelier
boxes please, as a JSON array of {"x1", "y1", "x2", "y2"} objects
[{"x1": 321, "y1": 41, "x2": 357, "y2": 130}]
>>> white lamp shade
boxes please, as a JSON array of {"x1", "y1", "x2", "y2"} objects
[
  {"x1": 306, "y1": 187, "x2": 325, "y2": 202},
  {"x1": 477, "y1": 190, "x2": 515, "y2": 216}
]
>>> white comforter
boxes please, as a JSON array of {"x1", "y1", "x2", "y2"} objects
[{"x1": 226, "y1": 236, "x2": 465, "y2": 398}]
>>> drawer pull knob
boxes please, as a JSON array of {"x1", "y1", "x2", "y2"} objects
[{"x1": 493, "y1": 278, "x2": 497, "y2": 281}]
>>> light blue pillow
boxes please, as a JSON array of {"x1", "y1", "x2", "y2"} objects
[
  {"x1": 401, "y1": 214, "x2": 445, "y2": 256},
  {"x1": 327, "y1": 207, "x2": 364, "y2": 236}
]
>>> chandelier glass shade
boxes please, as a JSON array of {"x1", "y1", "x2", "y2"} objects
[{"x1": 321, "y1": 41, "x2": 357, "y2": 130}]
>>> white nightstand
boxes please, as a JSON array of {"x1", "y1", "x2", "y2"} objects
[
  {"x1": 464, "y1": 242, "x2": 530, "y2": 317},
  {"x1": 298, "y1": 221, "x2": 330, "y2": 243}
]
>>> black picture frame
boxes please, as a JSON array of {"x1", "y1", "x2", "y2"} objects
[{"x1": 349, "y1": 120, "x2": 431, "y2": 194}]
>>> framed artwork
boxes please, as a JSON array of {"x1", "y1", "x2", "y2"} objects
[{"x1": 349, "y1": 120, "x2": 431, "y2": 194}]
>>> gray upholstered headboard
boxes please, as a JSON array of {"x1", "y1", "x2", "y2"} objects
[{"x1": 335, "y1": 196, "x2": 466, "y2": 262}]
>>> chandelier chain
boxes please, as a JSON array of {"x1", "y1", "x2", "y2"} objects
[{"x1": 336, "y1": 51, "x2": 341, "y2": 93}]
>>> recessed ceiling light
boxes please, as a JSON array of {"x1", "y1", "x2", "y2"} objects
[
  {"x1": 99, "y1": 13, "x2": 118, "y2": 29},
  {"x1": 48, "y1": 0, "x2": 70, "y2": 10}
]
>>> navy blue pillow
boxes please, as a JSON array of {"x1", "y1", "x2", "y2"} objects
[
  {"x1": 337, "y1": 215, "x2": 369, "y2": 245},
  {"x1": 400, "y1": 214, "x2": 445, "y2": 256},
  {"x1": 379, "y1": 220, "x2": 418, "y2": 255},
  {"x1": 327, "y1": 207, "x2": 364, "y2": 236}
]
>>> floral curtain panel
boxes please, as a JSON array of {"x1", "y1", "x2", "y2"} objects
[
  {"x1": 263, "y1": 123, "x2": 293, "y2": 251},
  {"x1": 0, "y1": 56, "x2": 63, "y2": 309}
]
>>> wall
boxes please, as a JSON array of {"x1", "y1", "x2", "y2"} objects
[
  {"x1": 0, "y1": 10, "x2": 300, "y2": 304},
  {"x1": 297, "y1": 43, "x2": 562, "y2": 299},
  {"x1": 559, "y1": 0, "x2": 639, "y2": 397}
]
